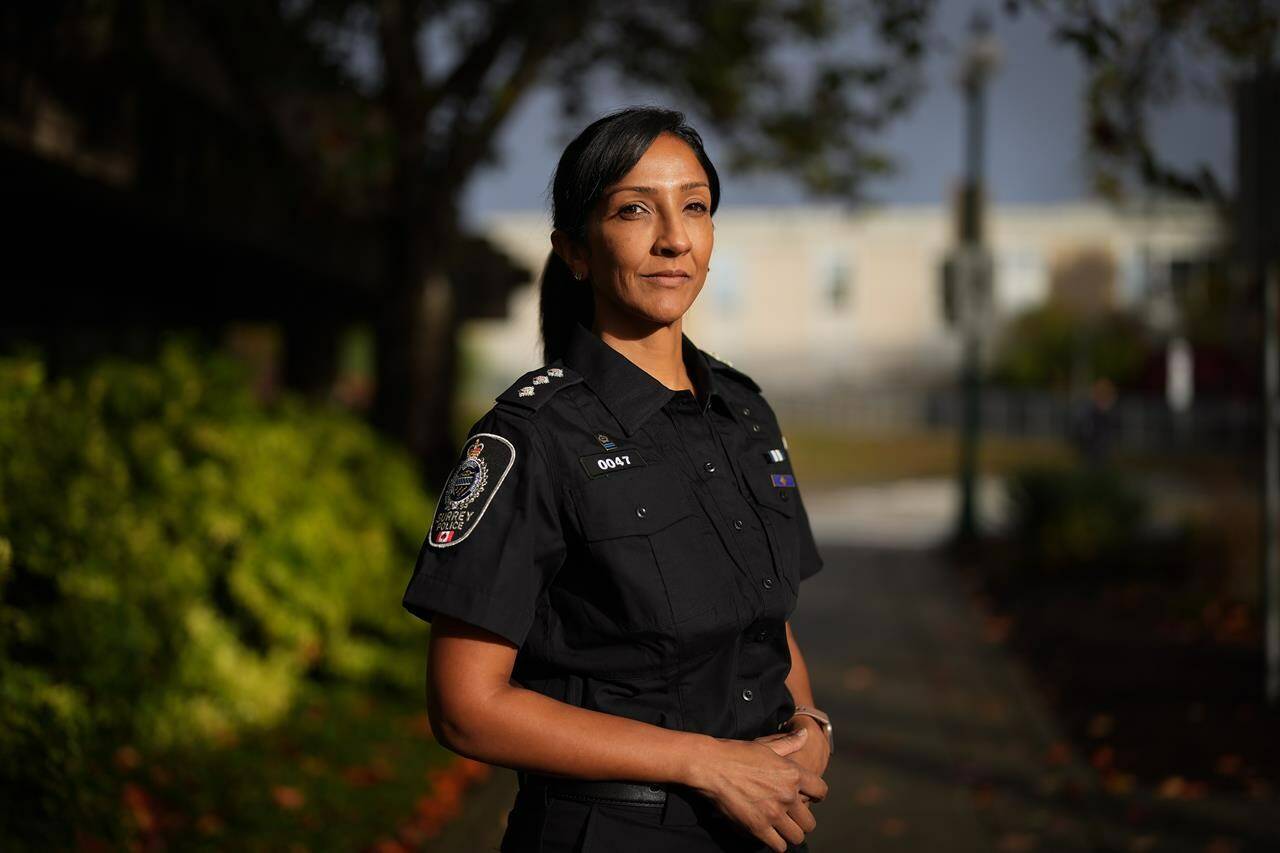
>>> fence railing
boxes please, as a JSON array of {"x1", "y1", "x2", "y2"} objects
[{"x1": 769, "y1": 388, "x2": 1260, "y2": 451}]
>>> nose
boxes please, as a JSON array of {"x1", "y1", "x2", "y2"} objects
[{"x1": 653, "y1": 208, "x2": 692, "y2": 257}]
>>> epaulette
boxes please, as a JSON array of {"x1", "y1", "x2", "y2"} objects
[
  {"x1": 704, "y1": 350, "x2": 761, "y2": 393},
  {"x1": 494, "y1": 363, "x2": 584, "y2": 414}
]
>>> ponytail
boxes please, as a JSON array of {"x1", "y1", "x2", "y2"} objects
[{"x1": 539, "y1": 250, "x2": 594, "y2": 363}]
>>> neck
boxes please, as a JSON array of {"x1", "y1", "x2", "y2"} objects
[{"x1": 592, "y1": 307, "x2": 693, "y2": 393}]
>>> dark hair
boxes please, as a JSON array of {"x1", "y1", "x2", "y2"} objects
[{"x1": 539, "y1": 105, "x2": 721, "y2": 363}]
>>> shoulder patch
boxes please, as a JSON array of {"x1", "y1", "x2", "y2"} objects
[
  {"x1": 495, "y1": 363, "x2": 583, "y2": 413},
  {"x1": 703, "y1": 350, "x2": 761, "y2": 393},
  {"x1": 428, "y1": 433, "x2": 515, "y2": 548}
]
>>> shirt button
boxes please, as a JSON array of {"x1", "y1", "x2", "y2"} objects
[
  {"x1": 636, "y1": 506, "x2": 648, "y2": 518},
  {"x1": 733, "y1": 519, "x2": 744, "y2": 531},
  {"x1": 741, "y1": 407, "x2": 751, "y2": 416},
  {"x1": 755, "y1": 630, "x2": 769, "y2": 641},
  {"x1": 762, "y1": 577, "x2": 774, "y2": 590},
  {"x1": 779, "y1": 490, "x2": 790, "y2": 501},
  {"x1": 751, "y1": 424, "x2": 761, "y2": 433},
  {"x1": 741, "y1": 689, "x2": 754, "y2": 701},
  {"x1": 703, "y1": 460, "x2": 716, "y2": 473}
]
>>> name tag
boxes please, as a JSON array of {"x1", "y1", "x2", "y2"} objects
[{"x1": 580, "y1": 450, "x2": 647, "y2": 478}]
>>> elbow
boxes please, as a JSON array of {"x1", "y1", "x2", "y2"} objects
[
  {"x1": 427, "y1": 680, "x2": 494, "y2": 759},
  {"x1": 430, "y1": 711, "x2": 472, "y2": 756}
]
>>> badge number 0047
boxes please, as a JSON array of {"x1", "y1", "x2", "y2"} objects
[
  {"x1": 429, "y1": 432, "x2": 516, "y2": 548},
  {"x1": 579, "y1": 449, "x2": 647, "y2": 478}
]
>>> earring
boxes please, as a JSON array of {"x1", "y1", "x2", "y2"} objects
[{"x1": 573, "y1": 271, "x2": 584, "y2": 281}]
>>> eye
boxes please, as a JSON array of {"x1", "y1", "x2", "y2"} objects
[
  {"x1": 687, "y1": 200, "x2": 709, "y2": 213},
  {"x1": 619, "y1": 202, "x2": 647, "y2": 218}
]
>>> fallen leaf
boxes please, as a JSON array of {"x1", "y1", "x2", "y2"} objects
[
  {"x1": 854, "y1": 783, "x2": 886, "y2": 806},
  {"x1": 842, "y1": 665, "x2": 876, "y2": 692},
  {"x1": 997, "y1": 832, "x2": 1038, "y2": 852},
  {"x1": 1044, "y1": 742, "x2": 1072, "y2": 767},
  {"x1": 114, "y1": 746, "x2": 141, "y2": 772},
  {"x1": 272, "y1": 785, "x2": 306, "y2": 810},
  {"x1": 1214, "y1": 754, "x2": 1243, "y2": 777},
  {"x1": 121, "y1": 784, "x2": 155, "y2": 833},
  {"x1": 1087, "y1": 714, "x2": 1114, "y2": 739},
  {"x1": 880, "y1": 817, "x2": 908, "y2": 837}
]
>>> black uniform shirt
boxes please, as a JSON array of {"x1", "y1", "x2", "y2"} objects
[{"x1": 402, "y1": 319, "x2": 824, "y2": 823}]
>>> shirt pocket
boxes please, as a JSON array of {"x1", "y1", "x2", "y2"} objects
[
  {"x1": 573, "y1": 462, "x2": 726, "y2": 635},
  {"x1": 738, "y1": 450, "x2": 802, "y2": 596}
]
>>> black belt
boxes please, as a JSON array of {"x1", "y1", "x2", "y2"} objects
[{"x1": 517, "y1": 770, "x2": 667, "y2": 807}]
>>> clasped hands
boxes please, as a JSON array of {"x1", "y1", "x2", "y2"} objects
[{"x1": 688, "y1": 715, "x2": 830, "y2": 853}]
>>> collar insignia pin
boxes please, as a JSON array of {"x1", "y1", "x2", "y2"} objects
[{"x1": 596, "y1": 432, "x2": 616, "y2": 451}]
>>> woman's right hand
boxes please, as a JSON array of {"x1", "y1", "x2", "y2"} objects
[{"x1": 684, "y1": 727, "x2": 827, "y2": 852}]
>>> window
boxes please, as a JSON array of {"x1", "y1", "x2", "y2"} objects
[
  {"x1": 818, "y1": 253, "x2": 854, "y2": 312},
  {"x1": 706, "y1": 249, "x2": 743, "y2": 315}
]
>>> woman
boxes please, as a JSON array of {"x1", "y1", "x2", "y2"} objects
[{"x1": 402, "y1": 106, "x2": 833, "y2": 853}]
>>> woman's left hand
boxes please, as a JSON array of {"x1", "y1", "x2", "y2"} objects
[{"x1": 778, "y1": 715, "x2": 829, "y2": 783}]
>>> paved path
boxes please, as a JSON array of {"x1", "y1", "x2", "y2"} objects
[{"x1": 791, "y1": 542, "x2": 1103, "y2": 852}]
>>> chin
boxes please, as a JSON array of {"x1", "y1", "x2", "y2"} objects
[{"x1": 638, "y1": 297, "x2": 696, "y2": 328}]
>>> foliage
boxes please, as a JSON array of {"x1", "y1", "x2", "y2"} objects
[
  {"x1": 106, "y1": 683, "x2": 457, "y2": 851},
  {"x1": 1006, "y1": 0, "x2": 1279, "y2": 203},
  {"x1": 991, "y1": 302, "x2": 1152, "y2": 391},
  {"x1": 0, "y1": 341, "x2": 433, "y2": 845},
  {"x1": 1005, "y1": 464, "x2": 1149, "y2": 577}
]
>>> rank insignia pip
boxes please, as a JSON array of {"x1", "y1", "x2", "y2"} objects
[
  {"x1": 547, "y1": 367, "x2": 565, "y2": 378},
  {"x1": 770, "y1": 473, "x2": 796, "y2": 488},
  {"x1": 765, "y1": 448, "x2": 786, "y2": 463},
  {"x1": 532, "y1": 375, "x2": 550, "y2": 385},
  {"x1": 518, "y1": 386, "x2": 535, "y2": 397},
  {"x1": 595, "y1": 432, "x2": 617, "y2": 451},
  {"x1": 428, "y1": 432, "x2": 516, "y2": 548}
]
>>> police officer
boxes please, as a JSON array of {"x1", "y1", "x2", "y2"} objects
[{"x1": 402, "y1": 106, "x2": 833, "y2": 853}]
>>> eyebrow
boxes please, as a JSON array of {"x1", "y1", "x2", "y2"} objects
[{"x1": 605, "y1": 181, "x2": 710, "y2": 197}]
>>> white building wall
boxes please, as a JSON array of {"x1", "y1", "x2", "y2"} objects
[{"x1": 462, "y1": 202, "x2": 1223, "y2": 404}]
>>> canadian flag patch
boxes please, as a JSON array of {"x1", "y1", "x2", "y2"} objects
[{"x1": 434, "y1": 530, "x2": 456, "y2": 544}]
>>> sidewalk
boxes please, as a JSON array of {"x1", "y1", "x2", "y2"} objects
[
  {"x1": 792, "y1": 541, "x2": 1103, "y2": 851},
  {"x1": 794, "y1": 483, "x2": 1277, "y2": 853}
]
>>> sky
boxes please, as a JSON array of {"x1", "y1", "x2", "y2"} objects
[{"x1": 459, "y1": 0, "x2": 1233, "y2": 228}]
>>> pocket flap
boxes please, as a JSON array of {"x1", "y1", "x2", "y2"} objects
[
  {"x1": 740, "y1": 452, "x2": 798, "y2": 518},
  {"x1": 575, "y1": 464, "x2": 696, "y2": 540}
]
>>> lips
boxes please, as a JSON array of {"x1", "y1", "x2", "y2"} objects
[{"x1": 641, "y1": 271, "x2": 690, "y2": 279}]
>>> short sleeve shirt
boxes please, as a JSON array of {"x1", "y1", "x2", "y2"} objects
[{"x1": 402, "y1": 319, "x2": 825, "y2": 748}]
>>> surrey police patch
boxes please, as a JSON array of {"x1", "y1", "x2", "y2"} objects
[{"x1": 428, "y1": 432, "x2": 515, "y2": 548}]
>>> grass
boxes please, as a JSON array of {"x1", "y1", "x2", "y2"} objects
[{"x1": 784, "y1": 425, "x2": 1075, "y2": 489}]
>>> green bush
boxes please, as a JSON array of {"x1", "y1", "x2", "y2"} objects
[
  {"x1": 0, "y1": 341, "x2": 432, "y2": 843},
  {"x1": 1006, "y1": 464, "x2": 1148, "y2": 578},
  {"x1": 991, "y1": 303, "x2": 1151, "y2": 391}
]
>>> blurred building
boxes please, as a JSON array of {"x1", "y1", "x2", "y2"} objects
[{"x1": 462, "y1": 201, "x2": 1223, "y2": 404}]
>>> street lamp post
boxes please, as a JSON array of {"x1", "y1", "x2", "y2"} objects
[{"x1": 951, "y1": 9, "x2": 1001, "y2": 545}]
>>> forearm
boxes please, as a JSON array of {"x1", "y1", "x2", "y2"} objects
[
  {"x1": 441, "y1": 680, "x2": 715, "y2": 786},
  {"x1": 783, "y1": 620, "x2": 816, "y2": 708}
]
